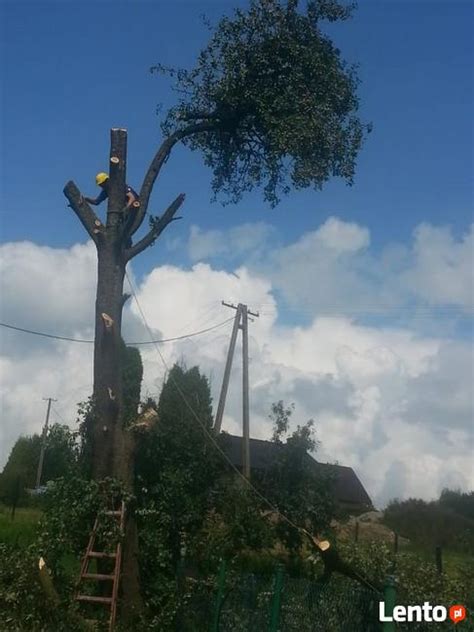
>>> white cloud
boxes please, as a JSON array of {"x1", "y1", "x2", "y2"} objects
[
  {"x1": 1, "y1": 224, "x2": 472, "y2": 508},
  {"x1": 400, "y1": 223, "x2": 474, "y2": 307},
  {"x1": 187, "y1": 218, "x2": 474, "y2": 325},
  {"x1": 0, "y1": 240, "x2": 97, "y2": 337},
  {"x1": 312, "y1": 216, "x2": 370, "y2": 252},
  {"x1": 188, "y1": 222, "x2": 274, "y2": 262}
]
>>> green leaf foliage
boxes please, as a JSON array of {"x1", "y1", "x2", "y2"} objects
[
  {"x1": 155, "y1": 0, "x2": 370, "y2": 205},
  {"x1": 332, "y1": 540, "x2": 474, "y2": 630},
  {"x1": 37, "y1": 476, "x2": 132, "y2": 571},
  {"x1": 383, "y1": 494, "x2": 474, "y2": 555},
  {"x1": 0, "y1": 543, "x2": 85, "y2": 632},
  {"x1": 257, "y1": 401, "x2": 335, "y2": 551},
  {"x1": 0, "y1": 424, "x2": 80, "y2": 505},
  {"x1": 135, "y1": 365, "x2": 225, "y2": 580}
]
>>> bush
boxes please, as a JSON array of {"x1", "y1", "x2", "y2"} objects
[
  {"x1": 383, "y1": 496, "x2": 474, "y2": 554},
  {"x1": 0, "y1": 544, "x2": 84, "y2": 631}
]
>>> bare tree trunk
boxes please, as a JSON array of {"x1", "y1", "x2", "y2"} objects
[
  {"x1": 64, "y1": 126, "x2": 187, "y2": 615},
  {"x1": 91, "y1": 242, "x2": 125, "y2": 479}
]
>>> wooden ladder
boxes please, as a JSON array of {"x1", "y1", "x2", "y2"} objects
[{"x1": 75, "y1": 500, "x2": 125, "y2": 631}]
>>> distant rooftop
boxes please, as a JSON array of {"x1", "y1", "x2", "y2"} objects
[{"x1": 220, "y1": 433, "x2": 372, "y2": 510}]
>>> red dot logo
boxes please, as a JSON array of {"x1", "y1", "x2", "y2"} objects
[{"x1": 449, "y1": 605, "x2": 466, "y2": 624}]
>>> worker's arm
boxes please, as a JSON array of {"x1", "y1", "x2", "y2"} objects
[{"x1": 84, "y1": 189, "x2": 108, "y2": 206}]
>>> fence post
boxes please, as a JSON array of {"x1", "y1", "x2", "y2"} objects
[
  {"x1": 269, "y1": 564, "x2": 284, "y2": 632},
  {"x1": 382, "y1": 575, "x2": 396, "y2": 632},
  {"x1": 210, "y1": 559, "x2": 227, "y2": 632}
]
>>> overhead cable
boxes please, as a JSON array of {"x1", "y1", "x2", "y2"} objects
[{"x1": 0, "y1": 318, "x2": 234, "y2": 346}]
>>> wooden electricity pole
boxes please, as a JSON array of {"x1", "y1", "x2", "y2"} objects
[
  {"x1": 35, "y1": 397, "x2": 57, "y2": 489},
  {"x1": 214, "y1": 301, "x2": 259, "y2": 479}
]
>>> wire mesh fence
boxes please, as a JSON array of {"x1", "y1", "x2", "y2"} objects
[
  {"x1": 178, "y1": 562, "x2": 383, "y2": 632},
  {"x1": 278, "y1": 575, "x2": 381, "y2": 632}
]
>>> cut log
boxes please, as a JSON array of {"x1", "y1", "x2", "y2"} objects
[
  {"x1": 77, "y1": 595, "x2": 113, "y2": 605},
  {"x1": 38, "y1": 558, "x2": 60, "y2": 605}
]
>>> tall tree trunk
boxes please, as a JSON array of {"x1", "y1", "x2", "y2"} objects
[
  {"x1": 64, "y1": 127, "x2": 186, "y2": 616},
  {"x1": 91, "y1": 241, "x2": 125, "y2": 480}
]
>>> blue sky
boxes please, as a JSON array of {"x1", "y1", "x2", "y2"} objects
[
  {"x1": 1, "y1": 1, "x2": 473, "y2": 503},
  {"x1": 2, "y1": 0, "x2": 472, "y2": 266}
]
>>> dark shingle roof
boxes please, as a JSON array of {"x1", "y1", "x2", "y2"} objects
[{"x1": 219, "y1": 434, "x2": 372, "y2": 509}]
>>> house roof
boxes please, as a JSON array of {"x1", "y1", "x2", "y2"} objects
[{"x1": 219, "y1": 433, "x2": 372, "y2": 509}]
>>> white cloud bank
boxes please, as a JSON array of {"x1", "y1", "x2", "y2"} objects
[{"x1": 1, "y1": 218, "x2": 472, "y2": 507}]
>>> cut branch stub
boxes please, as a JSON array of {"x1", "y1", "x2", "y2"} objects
[
  {"x1": 110, "y1": 156, "x2": 120, "y2": 164},
  {"x1": 101, "y1": 312, "x2": 114, "y2": 330},
  {"x1": 130, "y1": 407, "x2": 159, "y2": 432}
]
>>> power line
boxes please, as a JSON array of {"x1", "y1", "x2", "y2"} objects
[
  {"x1": 123, "y1": 270, "x2": 304, "y2": 536},
  {"x1": 0, "y1": 323, "x2": 93, "y2": 343},
  {"x1": 51, "y1": 405, "x2": 68, "y2": 425},
  {"x1": 0, "y1": 318, "x2": 234, "y2": 346}
]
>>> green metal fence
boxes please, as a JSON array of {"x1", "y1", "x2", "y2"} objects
[{"x1": 203, "y1": 560, "x2": 382, "y2": 632}]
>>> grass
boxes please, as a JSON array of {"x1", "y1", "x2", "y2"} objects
[
  {"x1": 0, "y1": 502, "x2": 82, "y2": 583},
  {"x1": 0, "y1": 503, "x2": 42, "y2": 546}
]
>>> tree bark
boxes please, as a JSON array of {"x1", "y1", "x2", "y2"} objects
[
  {"x1": 91, "y1": 129, "x2": 127, "y2": 480},
  {"x1": 64, "y1": 127, "x2": 190, "y2": 616}
]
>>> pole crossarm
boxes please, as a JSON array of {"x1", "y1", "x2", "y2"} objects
[
  {"x1": 221, "y1": 301, "x2": 259, "y2": 319},
  {"x1": 63, "y1": 181, "x2": 102, "y2": 245}
]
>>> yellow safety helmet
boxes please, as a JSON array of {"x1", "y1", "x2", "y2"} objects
[{"x1": 95, "y1": 172, "x2": 109, "y2": 186}]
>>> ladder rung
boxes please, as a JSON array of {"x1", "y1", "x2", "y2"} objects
[
  {"x1": 104, "y1": 510, "x2": 121, "y2": 516},
  {"x1": 83, "y1": 573, "x2": 115, "y2": 581},
  {"x1": 77, "y1": 594, "x2": 113, "y2": 605},
  {"x1": 88, "y1": 551, "x2": 116, "y2": 559}
]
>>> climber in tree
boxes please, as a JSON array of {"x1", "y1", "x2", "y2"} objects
[
  {"x1": 85, "y1": 172, "x2": 139, "y2": 209},
  {"x1": 84, "y1": 172, "x2": 140, "y2": 245}
]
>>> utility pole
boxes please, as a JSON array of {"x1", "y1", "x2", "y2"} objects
[
  {"x1": 241, "y1": 305, "x2": 250, "y2": 480},
  {"x1": 215, "y1": 301, "x2": 259, "y2": 479},
  {"x1": 35, "y1": 397, "x2": 57, "y2": 489},
  {"x1": 214, "y1": 304, "x2": 242, "y2": 434}
]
